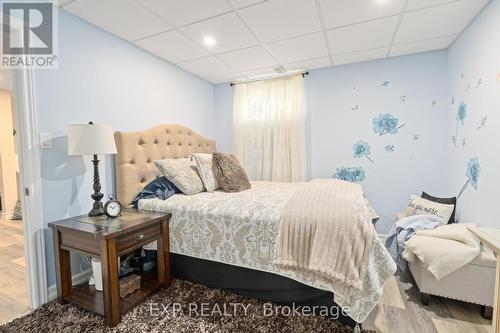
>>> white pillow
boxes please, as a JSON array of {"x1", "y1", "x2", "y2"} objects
[
  {"x1": 192, "y1": 153, "x2": 219, "y2": 192},
  {"x1": 404, "y1": 194, "x2": 454, "y2": 224},
  {"x1": 154, "y1": 158, "x2": 205, "y2": 195}
]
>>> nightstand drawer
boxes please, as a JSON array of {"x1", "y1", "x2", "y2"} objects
[{"x1": 117, "y1": 223, "x2": 161, "y2": 254}]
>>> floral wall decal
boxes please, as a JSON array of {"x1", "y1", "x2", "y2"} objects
[
  {"x1": 476, "y1": 78, "x2": 482, "y2": 88},
  {"x1": 462, "y1": 138, "x2": 466, "y2": 147},
  {"x1": 333, "y1": 166, "x2": 366, "y2": 183},
  {"x1": 372, "y1": 113, "x2": 406, "y2": 136},
  {"x1": 400, "y1": 95, "x2": 407, "y2": 103},
  {"x1": 458, "y1": 157, "x2": 481, "y2": 198},
  {"x1": 465, "y1": 83, "x2": 470, "y2": 93},
  {"x1": 385, "y1": 145, "x2": 395, "y2": 152},
  {"x1": 453, "y1": 102, "x2": 467, "y2": 146},
  {"x1": 432, "y1": 100, "x2": 437, "y2": 107},
  {"x1": 477, "y1": 115, "x2": 487, "y2": 130},
  {"x1": 452, "y1": 97, "x2": 455, "y2": 105},
  {"x1": 412, "y1": 134, "x2": 420, "y2": 140},
  {"x1": 351, "y1": 104, "x2": 359, "y2": 111},
  {"x1": 457, "y1": 102, "x2": 468, "y2": 125},
  {"x1": 353, "y1": 140, "x2": 374, "y2": 163},
  {"x1": 381, "y1": 81, "x2": 390, "y2": 87}
]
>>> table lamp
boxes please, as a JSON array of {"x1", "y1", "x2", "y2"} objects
[{"x1": 68, "y1": 122, "x2": 117, "y2": 216}]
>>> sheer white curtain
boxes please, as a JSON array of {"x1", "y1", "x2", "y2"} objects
[{"x1": 233, "y1": 75, "x2": 306, "y2": 182}]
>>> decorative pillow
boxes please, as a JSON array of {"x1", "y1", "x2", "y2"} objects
[
  {"x1": 154, "y1": 158, "x2": 205, "y2": 195},
  {"x1": 192, "y1": 153, "x2": 219, "y2": 192},
  {"x1": 404, "y1": 194, "x2": 455, "y2": 224},
  {"x1": 212, "y1": 152, "x2": 251, "y2": 193},
  {"x1": 132, "y1": 176, "x2": 180, "y2": 208},
  {"x1": 421, "y1": 192, "x2": 457, "y2": 224}
]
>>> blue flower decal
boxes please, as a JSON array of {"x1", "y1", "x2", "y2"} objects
[
  {"x1": 333, "y1": 167, "x2": 366, "y2": 183},
  {"x1": 466, "y1": 158, "x2": 481, "y2": 189},
  {"x1": 372, "y1": 113, "x2": 405, "y2": 136},
  {"x1": 458, "y1": 157, "x2": 481, "y2": 198},
  {"x1": 352, "y1": 140, "x2": 374, "y2": 162},
  {"x1": 382, "y1": 81, "x2": 390, "y2": 87},
  {"x1": 457, "y1": 102, "x2": 467, "y2": 125}
]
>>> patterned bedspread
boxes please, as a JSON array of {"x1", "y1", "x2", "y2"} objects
[{"x1": 139, "y1": 181, "x2": 396, "y2": 323}]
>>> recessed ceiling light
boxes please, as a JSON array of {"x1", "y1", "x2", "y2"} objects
[{"x1": 203, "y1": 36, "x2": 216, "y2": 46}]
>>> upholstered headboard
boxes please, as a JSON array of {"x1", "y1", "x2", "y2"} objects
[{"x1": 114, "y1": 124, "x2": 216, "y2": 205}]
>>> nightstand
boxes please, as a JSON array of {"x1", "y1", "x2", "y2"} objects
[{"x1": 48, "y1": 209, "x2": 171, "y2": 327}]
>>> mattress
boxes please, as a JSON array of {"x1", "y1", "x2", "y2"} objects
[{"x1": 138, "y1": 181, "x2": 396, "y2": 323}]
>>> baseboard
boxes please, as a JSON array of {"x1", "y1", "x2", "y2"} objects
[{"x1": 47, "y1": 269, "x2": 92, "y2": 301}]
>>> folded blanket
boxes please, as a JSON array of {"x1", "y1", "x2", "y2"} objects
[
  {"x1": 273, "y1": 179, "x2": 377, "y2": 300},
  {"x1": 403, "y1": 223, "x2": 480, "y2": 280},
  {"x1": 385, "y1": 215, "x2": 443, "y2": 272}
]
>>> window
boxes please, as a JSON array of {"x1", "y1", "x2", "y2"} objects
[{"x1": 233, "y1": 75, "x2": 306, "y2": 182}]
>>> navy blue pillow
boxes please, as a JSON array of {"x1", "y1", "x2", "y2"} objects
[{"x1": 132, "y1": 176, "x2": 180, "y2": 208}]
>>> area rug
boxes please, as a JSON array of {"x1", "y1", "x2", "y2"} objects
[{"x1": 0, "y1": 279, "x2": 372, "y2": 333}]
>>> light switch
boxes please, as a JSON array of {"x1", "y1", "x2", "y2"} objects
[{"x1": 40, "y1": 132, "x2": 52, "y2": 149}]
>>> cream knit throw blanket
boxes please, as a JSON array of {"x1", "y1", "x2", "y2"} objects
[{"x1": 274, "y1": 179, "x2": 377, "y2": 296}]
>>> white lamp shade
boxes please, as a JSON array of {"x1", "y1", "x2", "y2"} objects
[{"x1": 67, "y1": 123, "x2": 117, "y2": 156}]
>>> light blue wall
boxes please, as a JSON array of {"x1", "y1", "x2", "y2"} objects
[
  {"x1": 215, "y1": 51, "x2": 450, "y2": 232},
  {"x1": 445, "y1": 0, "x2": 500, "y2": 226},
  {"x1": 35, "y1": 10, "x2": 215, "y2": 287}
]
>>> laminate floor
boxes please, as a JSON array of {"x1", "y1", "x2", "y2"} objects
[
  {"x1": 0, "y1": 215, "x2": 30, "y2": 324},
  {"x1": 364, "y1": 270, "x2": 492, "y2": 333}
]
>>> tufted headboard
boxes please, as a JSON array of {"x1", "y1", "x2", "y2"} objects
[{"x1": 114, "y1": 124, "x2": 216, "y2": 205}]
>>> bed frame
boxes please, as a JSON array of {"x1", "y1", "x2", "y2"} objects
[{"x1": 113, "y1": 125, "x2": 356, "y2": 327}]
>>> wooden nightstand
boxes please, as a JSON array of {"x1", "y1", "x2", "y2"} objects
[{"x1": 48, "y1": 209, "x2": 171, "y2": 327}]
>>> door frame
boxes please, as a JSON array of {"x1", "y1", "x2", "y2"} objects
[{"x1": 10, "y1": 59, "x2": 48, "y2": 308}]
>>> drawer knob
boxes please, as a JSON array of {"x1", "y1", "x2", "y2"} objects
[{"x1": 137, "y1": 234, "x2": 145, "y2": 242}]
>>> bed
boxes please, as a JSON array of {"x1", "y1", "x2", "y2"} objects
[{"x1": 114, "y1": 124, "x2": 396, "y2": 326}]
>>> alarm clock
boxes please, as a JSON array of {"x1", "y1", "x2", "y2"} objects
[{"x1": 104, "y1": 195, "x2": 122, "y2": 218}]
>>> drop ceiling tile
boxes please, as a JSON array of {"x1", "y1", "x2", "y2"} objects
[
  {"x1": 319, "y1": 0, "x2": 405, "y2": 29},
  {"x1": 64, "y1": 0, "x2": 171, "y2": 41},
  {"x1": 242, "y1": 68, "x2": 278, "y2": 78},
  {"x1": 207, "y1": 73, "x2": 246, "y2": 84},
  {"x1": 135, "y1": 30, "x2": 209, "y2": 63},
  {"x1": 390, "y1": 35, "x2": 457, "y2": 57},
  {"x1": 326, "y1": 16, "x2": 399, "y2": 54},
  {"x1": 267, "y1": 32, "x2": 329, "y2": 64},
  {"x1": 406, "y1": 0, "x2": 460, "y2": 11},
  {"x1": 136, "y1": 0, "x2": 232, "y2": 27},
  {"x1": 284, "y1": 57, "x2": 331, "y2": 72},
  {"x1": 177, "y1": 56, "x2": 234, "y2": 77},
  {"x1": 238, "y1": 0, "x2": 321, "y2": 42},
  {"x1": 395, "y1": 0, "x2": 490, "y2": 43},
  {"x1": 332, "y1": 47, "x2": 388, "y2": 66},
  {"x1": 181, "y1": 13, "x2": 259, "y2": 54},
  {"x1": 227, "y1": 0, "x2": 268, "y2": 9},
  {"x1": 217, "y1": 46, "x2": 277, "y2": 71}
]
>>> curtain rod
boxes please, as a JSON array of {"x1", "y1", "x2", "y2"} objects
[{"x1": 229, "y1": 71, "x2": 309, "y2": 87}]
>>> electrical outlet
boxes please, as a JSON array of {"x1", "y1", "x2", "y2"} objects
[{"x1": 39, "y1": 132, "x2": 52, "y2": 149}]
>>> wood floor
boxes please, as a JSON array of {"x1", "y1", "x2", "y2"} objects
[
  {"x1": 364, "y1": 270, "x2": 492, "y2": 333},
  {"x1": 0, "y1": 215, "x2": 30, "y2": 325}
]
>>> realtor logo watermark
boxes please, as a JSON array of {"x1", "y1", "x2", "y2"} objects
[{"x1": 2, "y1": 1, "x2": 58, "y2": 68}]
